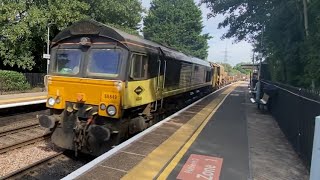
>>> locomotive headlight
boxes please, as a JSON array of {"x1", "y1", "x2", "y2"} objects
[
  {"x1": 107, "y1": 105, "x2": 116, "y2": 116},
  {"x1": 80, "y1": 37, "x2": 91, "y2": 46},
  {"x1": 100, "y1": 103, "x2": 107, "y2": 110},
  {"x1": 48, "y1": 97, "x2": 55, "y2": 106},
  {"x1": 55, "y1": 97, "x2": 61, "y2": 104}
]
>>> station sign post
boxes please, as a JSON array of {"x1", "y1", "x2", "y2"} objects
[{"x1": 43, "y1": 54, "x2": 50, "y2": 74}]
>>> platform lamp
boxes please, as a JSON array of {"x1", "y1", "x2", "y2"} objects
[{"x1": 44, "y1": 22, "x2": 55, "y2": 74}]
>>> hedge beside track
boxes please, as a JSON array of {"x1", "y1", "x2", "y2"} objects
[{"x1": 0, "y1": 70, "x2": 31, "y2": 92}]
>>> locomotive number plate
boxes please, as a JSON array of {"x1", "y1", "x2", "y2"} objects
[{"x1": 104, "y1": 94, "x2": 118, "y2": 100}]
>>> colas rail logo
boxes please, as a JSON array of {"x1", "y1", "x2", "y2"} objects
[{"x1": 134, "y1": 86, "x2": 144, "y2": 95}]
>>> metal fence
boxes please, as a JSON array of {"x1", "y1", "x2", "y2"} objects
[
  {"x1": 23, "y1": 73, "x2": 46, "y2": 88},
  {"x1": 262, "y1": 80, "x2": 320, "y2": 169}
]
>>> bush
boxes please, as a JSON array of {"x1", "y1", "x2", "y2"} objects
[{"x1": 0, "y1": 70, "x2": 31, "y2": 91}]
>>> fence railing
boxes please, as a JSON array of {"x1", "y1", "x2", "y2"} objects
[
  {"x1": 262, "y1": 80, "x2": 320, "y2": 169},
  {"x1": 22, "y1": 73, "x2": 46, "y2": 88},
  {"x1": 267, "y1": 81, "x2": 320, "y2": 102}
]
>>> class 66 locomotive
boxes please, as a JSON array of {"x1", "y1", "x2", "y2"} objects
[{"x1": 38, "y1": 20, "x2": 226, "y2": 156}]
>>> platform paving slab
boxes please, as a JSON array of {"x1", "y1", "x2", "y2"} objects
[
  {"x1": 0, "y1": 92, "x2": 46, "y2": 105},
  {"x1": 163, "y1": 84, "x2": 309, "y2": 180},
  {"x1": 245, "y1": 90, "x2": 309, "y2": 180},
  {"x1": 166, "y1": 85, "x2": 250, "y2": 180}
]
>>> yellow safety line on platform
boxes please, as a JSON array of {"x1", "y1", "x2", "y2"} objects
[
  {"x1": 157, "y1": 85, "x2": 235, "y2": 180},
  {"x1": 121, "y1": 84, "x2": 237, "y2": 180},
  {"x1": 0, "y1": 95, "x2": 47, "y2": 104}
]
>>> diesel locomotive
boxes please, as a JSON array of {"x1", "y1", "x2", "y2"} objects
[{"x1": 39, "y1": 20, "x2": 226, "y2": 155}]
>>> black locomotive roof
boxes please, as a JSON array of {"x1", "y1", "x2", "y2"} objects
[{"x1": 52, "y1": 20, "x2": 210, "y2": 67}]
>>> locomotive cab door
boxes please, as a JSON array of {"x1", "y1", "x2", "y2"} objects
[
  {"x1": 158, "y1": 48, "x2": 167, "y2": 109},
  {"x1": 152, "y1": 47, "x2": 167, "y2": 111}
]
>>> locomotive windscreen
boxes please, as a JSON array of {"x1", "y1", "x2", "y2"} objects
[
  {"x1": 51, "y1": 47, "x2": 123, "y2": 79},
  {"x1": 87, "y1": 49, "x2": 121, "y2": 77},
  {"x1": 55, "y1": 49, "x2": 82, "y2": 75}
]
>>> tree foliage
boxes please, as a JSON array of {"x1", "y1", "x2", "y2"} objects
[
  {"x1": 0, "y1": 0, "x2": 144, "y2": 71},
  {"x1": 234, "y1": 62, "x2": 251, "y2": 75},
  {"x1": 0, "y1": 0, "x2": 89, "y2": 70},
  {"x1": 84, "y1": 0, "x2": 144, "y2": 30},
  {"x1": 220, "y1": 62, "x2": 247, "y2": 76},
  {"x1": 202, "y1": 0, "x2": 320, "y2": 89},
  {"x1": 143, "y1": 0, "x2": 211, "y2": 60},
  {"x1": 220, "y1": 63, "x2": 233, "y2": 74}
]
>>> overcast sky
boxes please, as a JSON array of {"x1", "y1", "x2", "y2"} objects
[{"x1": 141, "y1": 0, "x2": 253, "y2": 66}]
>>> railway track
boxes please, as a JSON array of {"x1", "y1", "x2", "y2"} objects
[
  {"x1": 1, "y1": 151, "x2": 93, "y2": 180},
  {"x1": 0, "y1": 123, "x2": 39, "y2": 137},
  {"x1": 0, "y1": 122, "x2": 50, "y2": 154},
  {"x1": 1, "y1": 152, "x2": 64, "y2": 180},
  {"x1": 0, "y1": 110, "x2": 48, "y2": 127},
  {"x1": 0, "y1": 108, "x2": 50, "y2": 154}
]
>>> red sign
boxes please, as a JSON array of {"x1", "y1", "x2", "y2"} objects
[{"x1": 177, "y1": 154, "x2": 223, "y2": 180}]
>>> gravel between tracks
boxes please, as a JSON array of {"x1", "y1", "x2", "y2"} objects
[
  {"x1": 0, "y1": 110, "x2": 48, "y2": 127},
  {"x1": 0, "y1": 119, "x2": 38, "y2": 134},
  {"x1": 0, "y1": 140, "x2": 62, "y2": 177}
]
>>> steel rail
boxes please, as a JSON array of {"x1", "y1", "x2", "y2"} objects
[
  {"x1": 0, "y1": 123, "x2": 39, "y2": 137},
  {"x1": 0, "y1": 135, "x2": 50, "y2": 154},
  {"x1": 0, "y1": 152, "x2": 63, "y2": 180}
]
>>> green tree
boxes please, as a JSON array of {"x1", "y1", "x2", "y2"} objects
[
  {"x1": 84, "y1": 0, "x2": 144, "y2": 30},
  {"x1": 300, "y1": 0, "x2": 320, "y2": 89},
  {"x1": 234, "y1": 62, "x2": 251, "y2": 75},
  {"x1": 202, "y1": 0, "x2": 320, "y2": 89},
  {"x1": 0, "y1": 0, "x2": 89, "y2": 70},
  {"x1": 143, "y1": 0, "x2": 211, "y2": 60},
  {"x1": 219, "y1": 62, "x2": 250, "y2": 77},
  {"x1": 220, "y1": 63, "x2": 233, "y2": 74},
  {"x1": 0, "y1": 0, "x2": 144, "y2": 71}
]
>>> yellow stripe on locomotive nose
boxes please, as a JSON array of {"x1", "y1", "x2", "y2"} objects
[{"x1": 47, "y1": 76, "x2": 122, "y2": 118}]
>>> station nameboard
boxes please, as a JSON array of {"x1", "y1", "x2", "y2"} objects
[
  {"x1": 240, "y1": 64, "x2": 259, "y2": 70},
  {"x1": 43, "y1": 54, "x2": 50, "y2": 59}
]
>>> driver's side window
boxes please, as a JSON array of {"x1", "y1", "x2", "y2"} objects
[{"x1": 130, "y1": 54, "x2": 148, "y2": 80}]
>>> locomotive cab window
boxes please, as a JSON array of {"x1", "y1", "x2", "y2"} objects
[
  {"x1": 87, "y1": 49, "x2": 121, "y2": 77},
  {"x1": 194, "y1": 66, "x2": 199, "y2": 71},
  {"x1": 54, "y1": 49, "x2": 82, "y2": 75},
  {"x1": 130, "y1": 54, "x2": 148, "y2": 79},
  {"x1": 206, "y1": 70, "x2": 212, "y2": 82}
]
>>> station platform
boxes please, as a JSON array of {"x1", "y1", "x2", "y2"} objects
[
  {"x1": 63, "y1": 82, "x2": 309, "y2": 180},
  {"x1": 0, "y1": 92, "x2": 46, "y2": 109}
]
